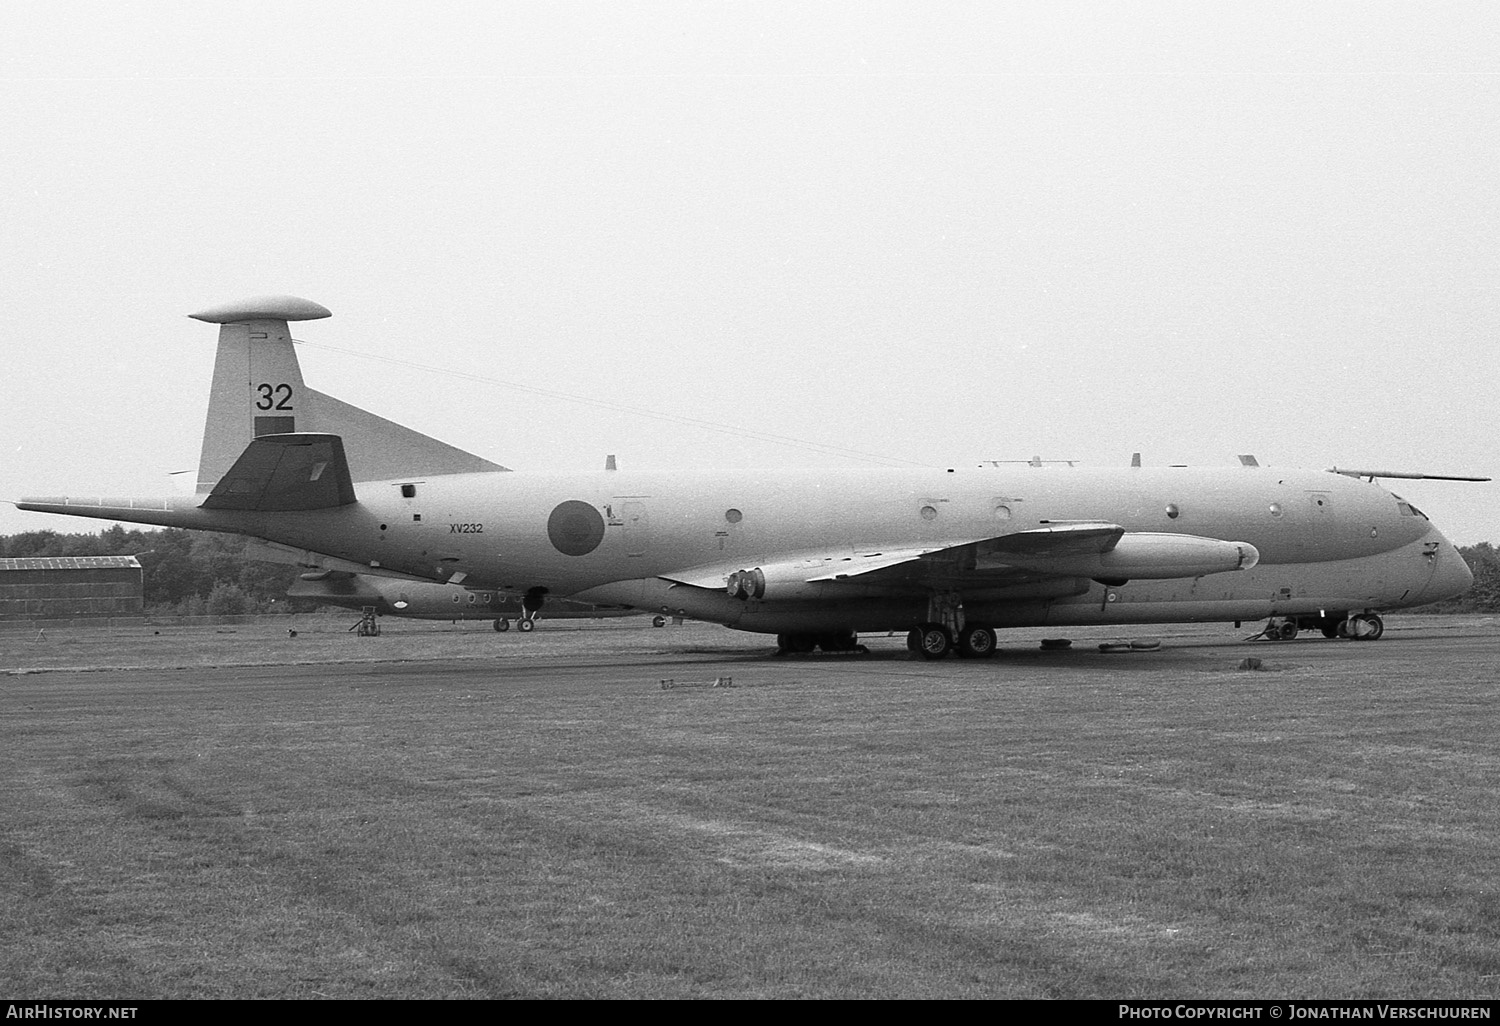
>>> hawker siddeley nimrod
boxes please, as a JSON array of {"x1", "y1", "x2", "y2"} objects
[{"x1": 19, "y1": 296, "x2": 1483, "y2": 658}]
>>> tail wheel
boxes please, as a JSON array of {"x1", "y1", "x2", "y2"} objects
[
  {"x1": 956, "y1": 624, "x2": 997, "y2": 658},
  {"x1": 916, "y1": 623, "x2": 952, "y2": 660}
]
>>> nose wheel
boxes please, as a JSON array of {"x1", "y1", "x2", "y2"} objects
[{"x1": 1338, "y1": 613, "x2": 1384, "y2": 640}]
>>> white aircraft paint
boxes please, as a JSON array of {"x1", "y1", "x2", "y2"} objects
[{"x1": 19, "y1": 297, "x2": 1476, "y2": 658}]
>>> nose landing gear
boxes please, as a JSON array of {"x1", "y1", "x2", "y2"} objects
[
  {"x1": 1338, "y1": 612, "x2": 1384, "y2": 640},
  {"x1": 1263, "y1": 612, "x2": 1385, "y2": 641}
]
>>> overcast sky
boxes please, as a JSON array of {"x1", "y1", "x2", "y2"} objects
[{"x1": 4, "y1": 1, "x2": 1497, "y2": 543}]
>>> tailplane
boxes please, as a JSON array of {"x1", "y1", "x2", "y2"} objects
[{"x1": 190, "y1": 296, "x2": 506, "y2": 492}]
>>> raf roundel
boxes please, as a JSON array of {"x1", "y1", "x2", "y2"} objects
[{"x1": 547, "y1": 500, "x2": 606, "y2": 556}]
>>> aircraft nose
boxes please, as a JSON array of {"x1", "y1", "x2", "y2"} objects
[{"x1": 1418, "y1": 532, "x2": 1473, "y2": 605}]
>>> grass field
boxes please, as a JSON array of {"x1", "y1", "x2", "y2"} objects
[{"x1": 2, "y1": 616, "x2": 1498, "y2": 998}]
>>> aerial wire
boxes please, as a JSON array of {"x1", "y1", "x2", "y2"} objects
[{"x1": 292, "y1": 337, "x2": 931, "y2": 468}]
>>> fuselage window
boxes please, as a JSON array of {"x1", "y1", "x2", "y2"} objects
[
  {"x1": 1392, "y1": 496, "x2": 1428, "y2": 520},
  {"x1": 725, "y1": 508, "x2": 743, "y2": 524}
]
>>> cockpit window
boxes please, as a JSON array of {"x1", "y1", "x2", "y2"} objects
[{"x1": 1393, "y1": 495, "x2": 1428, "y2": 520}]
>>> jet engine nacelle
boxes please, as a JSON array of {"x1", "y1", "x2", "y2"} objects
[
  {"x1": 726, "y1": 563, "x2": 851, "y2": 602},
  {"x1": 1001, "y1": 532, "x2": 1260, "y2": 582}
]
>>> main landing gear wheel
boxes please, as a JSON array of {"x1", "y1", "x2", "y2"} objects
[
  {"x1": 518, "y1": 618, "x2": 536, "y2": 633},
  {"x1": 776, "y1": 633, "x2": 817, "y2": 655},
  {"x1": 1276, "y1": 621, "x2": 1298, "y2": 641},
  {"x1": 816, "y1": 631, "x2": 861, "y2": 653},
  {"x1": 916, "y1": 623, "x2": 953, "y2": 660},
  {"x1": 956, "y1": 624, "x2": 997, "y2": 659},
  {"x1": 493, "y1": 618, "x2": 510, "y2": 632}
]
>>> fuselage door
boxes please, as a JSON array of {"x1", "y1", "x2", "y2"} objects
[{"x1": 619, "y1": 499, "x2": 649, "y2": 557}]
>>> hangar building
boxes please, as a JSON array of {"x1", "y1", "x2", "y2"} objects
[{"x1": 0, "y1": 556, "x2": 144, "y2": 621}]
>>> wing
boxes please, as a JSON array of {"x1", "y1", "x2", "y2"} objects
[
  {"x1": 201, "y1": 433, "x2": 357, "y2": 511},
  {"x1": 661, "y1": 522, "x2": 1257, "y2": 601}
]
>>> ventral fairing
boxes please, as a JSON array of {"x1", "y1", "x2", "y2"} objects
[{"x1": 18, "y1": 297, "x2": 1482, "y2": 659}]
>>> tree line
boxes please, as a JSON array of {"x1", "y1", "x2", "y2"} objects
[
  {"x1": 1, "y1": 527, "x2": 303, "y2": 616},
  {"x1": 4, "y1": 527, "x2": 1499, "y2": 615}
]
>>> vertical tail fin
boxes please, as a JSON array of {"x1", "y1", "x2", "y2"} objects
[
  {"x1": 189, "y1": 296, "x2": 506, "y2": 491},
  {"x1": 192, "y1": 296, "x2": 326, "y2": 494}
]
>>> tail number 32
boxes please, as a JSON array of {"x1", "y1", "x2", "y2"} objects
[{"x1": 255, "y1": 383, "x2": 294, "y2": 410}]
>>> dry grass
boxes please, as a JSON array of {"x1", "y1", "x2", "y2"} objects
[{"x1": 1, "y1": 616, "x2": 1497, "y2": 998}]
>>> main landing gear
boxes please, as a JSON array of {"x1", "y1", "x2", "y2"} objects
[
  {"x1": 775, "y1": 631, "x2": 867, "y2": 655},
  {"x1": 492, "y1": 616, "x2": 539, "y2": 633},
  {"x1": 905, "y1": 623, "x2": 997, "y2": 660}
]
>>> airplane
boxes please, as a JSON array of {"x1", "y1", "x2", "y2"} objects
[
  {"x1": 286, "y1": 570, "x2": 654, "y2": 631},
  {"x1": 17, "y1": 296, "x2": 1482, "y2": 660}
]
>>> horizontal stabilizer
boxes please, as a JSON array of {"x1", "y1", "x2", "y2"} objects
[
  {"x1": 244, "y1": 538, "x2": 433, "y2": 582},
  {"x1": 202, "y1": 434, "x2": 357, "y2": 511}
]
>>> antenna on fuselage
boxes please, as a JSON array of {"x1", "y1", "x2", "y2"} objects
[
  {"x1": 979, "y1": 458, "x2": 1080, "y2": 468},
  {"x1": 1328, "y1": 468, "x2": 1491, "y2": 483}
]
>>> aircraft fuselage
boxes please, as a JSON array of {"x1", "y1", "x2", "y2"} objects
[{"x1": 23, "y1": 462, "x2": 1470, "y2": 635}]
